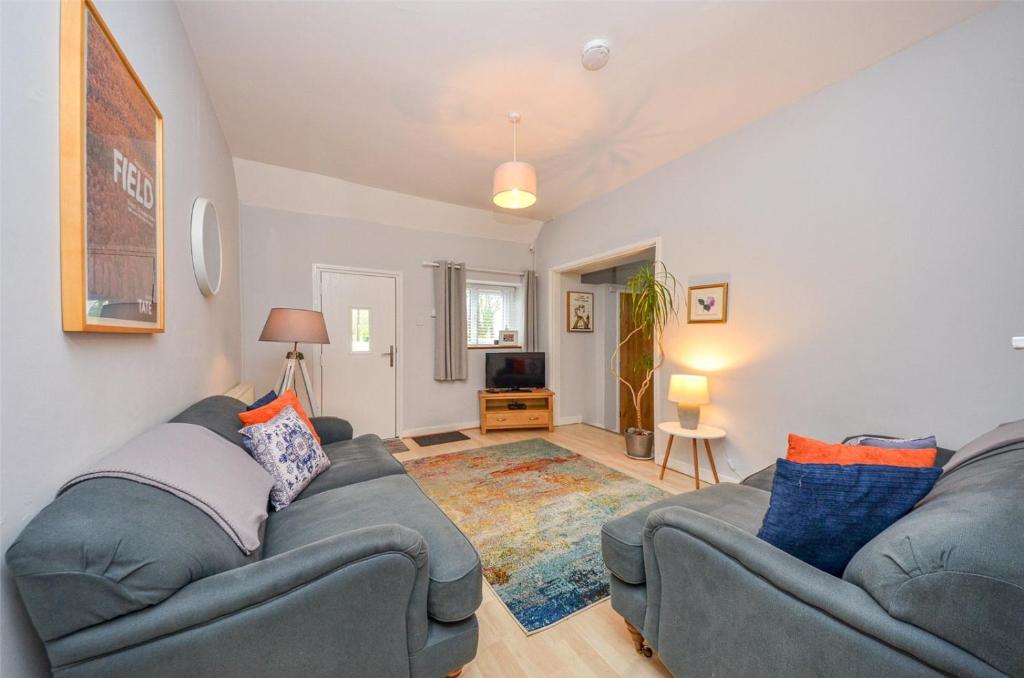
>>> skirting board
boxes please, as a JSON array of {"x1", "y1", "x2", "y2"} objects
[
  {"x1": 404, "y1": 416, "x2": 584, "y2": 438},
  {"x1": 655, "y1": 451, "x2": 740, "y2": 484}
]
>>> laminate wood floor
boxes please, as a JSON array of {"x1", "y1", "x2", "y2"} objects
[{"x1": 393, "y1": 424, "x2": 699, "y2": 678}]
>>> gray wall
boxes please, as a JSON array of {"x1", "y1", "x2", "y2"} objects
[
  {"x1": 0, "y1": 2, "x2": 241, "y2": 675},
  {"x1": 537, "y1": 4, "x2": 1024, "y2": 481},
  {"x1": 240, "y1": 204, "x2": 533, "y2": 435}
]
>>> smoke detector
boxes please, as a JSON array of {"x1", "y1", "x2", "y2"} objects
[{"x1": 581, "y1": 38, "x2": 610, "y2": 71}]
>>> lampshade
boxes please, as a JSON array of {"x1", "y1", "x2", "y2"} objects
[
  {"x1": 492, "y1": 112, "x2": 537, "y2": 209},
  {"x1": 493, "y1": 160, "x2": 537, "y2": 209},
  {"x1": 259, "y1": 308, "x2": 330, "y2": 344},
  {"x1": 668, "y1": 374, "x2": 709, "y2": 406}
]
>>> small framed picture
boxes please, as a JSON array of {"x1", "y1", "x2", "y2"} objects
[
  {"x1": 566, "y1": 291, "x2": 594, "y2": 332},
  {"x1": 499, "y1": 329, "x2": 519, "y2": 345},
  {"x1": 687, "y1": 283, "x2": 728, "y2": 323}
]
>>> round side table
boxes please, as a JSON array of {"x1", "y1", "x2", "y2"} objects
[{"x1": 657, "y1": 422, "x2": 726, "y2": 488}]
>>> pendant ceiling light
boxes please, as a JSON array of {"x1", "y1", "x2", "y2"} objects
[{"x1": 493, "y1": 112, "x2": 537, "y2": 209}]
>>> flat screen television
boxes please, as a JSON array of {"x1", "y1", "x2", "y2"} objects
[{"x1": 485, "y1": 352, "x2": 546, "y2": 390}]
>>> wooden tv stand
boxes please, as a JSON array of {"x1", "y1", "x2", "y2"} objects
[{"x1": 478, "y1": 389, "x2": 555, "y2": 433}]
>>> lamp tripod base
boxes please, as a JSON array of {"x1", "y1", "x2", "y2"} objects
[
  {"x1": 274, "y1": 346, "x2": 321, "y2": 416},
  {"x1": 677, "y1": 404, "x2": 700, "y2": 430}
]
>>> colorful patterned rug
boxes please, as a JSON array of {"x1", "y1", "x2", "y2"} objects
[{"x1": 404, "y1": 438, "x2": 669, "y2": 634}]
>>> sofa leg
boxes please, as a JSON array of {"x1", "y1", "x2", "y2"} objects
[
  {"x1": 445, "y1": 667, "x2": 464, "y2": 678},
  {"x1": 624, "y1": 620, "x2": 653, "y2": 658}
]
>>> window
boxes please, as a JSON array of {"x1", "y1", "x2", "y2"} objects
[
  {"x1": 351, "y1": 308, "x2": 370, "y2": 352},
  {"x1": 466, "y1": 281, "x2": 522, "y2": 347}
]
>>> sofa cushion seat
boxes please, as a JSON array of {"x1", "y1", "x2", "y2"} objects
[
  {"x1": 264, "y1": 474, "x2": 482, "y2": 622},
  {"x1": 601, "y1": 483, "x2": 770, "y2": 584},
  {"x1": 296, "y1": 434, "x2": 405, "y2": 499}
]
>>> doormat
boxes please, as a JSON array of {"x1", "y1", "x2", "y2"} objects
[
  {"x1": 404, "y1": 438, "x2": 669, "y2": 633},
  {"x1": 412, "y1": 430, "x2": 471, "y2": 447},
  {"x1": 382, "y1": 438, "x2": 409, "y2": 454}
]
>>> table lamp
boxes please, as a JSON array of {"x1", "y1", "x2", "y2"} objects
[
  {"x1": 259, "y1": 308, "x2": 330, "y2": 416},
  {"x1": 668, "y1": 374, "x2": 709, "y2": 430}
]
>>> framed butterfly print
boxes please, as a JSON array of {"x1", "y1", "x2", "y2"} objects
[{"x1": 687, "y1": 283, "x2": 728, "y2": 323}]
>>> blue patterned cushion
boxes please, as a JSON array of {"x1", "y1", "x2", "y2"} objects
[
  {"x1": 757, "y1": 459, "x2": 941, "y2": 576},
  {"x1": 247, "y1": 390, "x2": 278, "y2": 411},
  {"x1": 844, "y1": 434, "x2": 936, "y2": 449},
  {"x1": 239, "y1": 406, "x2": 330, "y2": 510}
]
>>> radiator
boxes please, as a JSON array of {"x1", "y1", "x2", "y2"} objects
[{"x1": 223, "y1": 382, "x2": 255, "y2": 405}]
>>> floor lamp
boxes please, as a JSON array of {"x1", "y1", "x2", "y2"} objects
[{"x1": 259, "y1": 308, "x2": 330, "y2": 416}]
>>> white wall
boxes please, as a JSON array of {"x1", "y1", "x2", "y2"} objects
[
  {"x1": 0, "y1": 2, "x2": 242, "y2": 675},
  {"x1": 537, "y1": 4, "x2": 1024, "y2": 482},
  {"x1": 240, "y1": 199, "x2": 534, "y2": 436}
]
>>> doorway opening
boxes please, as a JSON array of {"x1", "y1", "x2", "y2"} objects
[{"x1": 548, "y1": 243, "x2": 658, "y2": 437}]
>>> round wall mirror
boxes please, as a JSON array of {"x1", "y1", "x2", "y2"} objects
[{"x1": 190, "y1": 197, "x2": 222, "y2": 296}]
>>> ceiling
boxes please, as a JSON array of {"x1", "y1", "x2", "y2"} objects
[{"x1": 178, "y1": 1, "x2": 988, "y2": 221}]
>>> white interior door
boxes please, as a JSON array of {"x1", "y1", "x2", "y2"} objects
[{"x1": 319, "y1": 269, "x2": 398, "y2": 438}]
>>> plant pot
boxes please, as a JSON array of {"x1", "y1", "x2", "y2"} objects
[{"x1": 624, "y1": 428, "x2": 654, "y2": 459}]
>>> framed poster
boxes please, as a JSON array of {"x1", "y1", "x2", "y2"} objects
[
  {"x1": 566, "y1": 291, "x2": 594, "y2": 332},
  {"x1": 60, "y1": 0, "x2": 164, "y2": 333},
  {"x1": 687, "y1": 283, "x2": 728, "y2": 323}
]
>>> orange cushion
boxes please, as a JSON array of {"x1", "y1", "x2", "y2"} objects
[
  {"x1": 786, "y1": 433, "x2": 936, "y2": 467},
  {"x1": 238, "y1": 389, "x2": 320, "y2": 443}
]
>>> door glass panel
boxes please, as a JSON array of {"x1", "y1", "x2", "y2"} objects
[{"x1": 351, "y1": 308, "x2": 370, "y2": 352}]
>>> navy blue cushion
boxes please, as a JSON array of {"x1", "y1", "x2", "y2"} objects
[
  {"x1": 247, "y1": 390, "x2": 278, "y2": 410},
  {"x1": 757, "y1": 459, "x2": 941, "y2": 576}
]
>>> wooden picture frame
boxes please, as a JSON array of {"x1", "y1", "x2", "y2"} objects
[
  {"x1": 566, "y1": 291, "x2": 594, "y2": 332},
  {"x1": 687, "y1": 283, "x2": 728, "y2": 324},
  {"x1": 60, "y1": 0, "x2": 165, "y2": 333}
]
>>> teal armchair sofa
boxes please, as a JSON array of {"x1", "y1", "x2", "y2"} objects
[
  {"x1": 602, "y1": 423, "x2": 1024, "y2": 677},
  {"x1": 7, "y1": 396, "x2": 481, "y2": 678}
]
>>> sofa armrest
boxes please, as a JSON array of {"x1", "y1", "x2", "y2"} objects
[
  {"x1": 311, "y1": 415, "x2": 354, "y2": 444},
  {"x1": 48, "y1": 524, "x2": 430, "y2": 675},
  {"x1": 642, "y1": 507, "x2": 1002, "y2": 677}
]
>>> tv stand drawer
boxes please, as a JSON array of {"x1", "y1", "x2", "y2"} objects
[{"x1": 485, "y1": 411, "x2": 550, "y2": 428}]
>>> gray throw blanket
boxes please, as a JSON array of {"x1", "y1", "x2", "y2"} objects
[{"x1": 60, "y1": 423, "x2": 274, "y2": 554}]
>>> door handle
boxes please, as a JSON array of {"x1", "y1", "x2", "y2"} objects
[{"x1": 381, "y1": 345, "x2": 395, "y2": 367}]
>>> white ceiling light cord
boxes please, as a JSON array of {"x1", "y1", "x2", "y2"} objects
[{"x1": 512, "y1": 116, "x2": 518, "y2": 162}]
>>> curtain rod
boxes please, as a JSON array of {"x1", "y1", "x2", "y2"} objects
[{"x1": 421, "y1": 261, "x2": 525, "y2": 277}]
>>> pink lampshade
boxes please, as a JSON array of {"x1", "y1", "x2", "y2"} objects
[
  {"x1": 493, "y1": 161, "x2": 537, "y2": 209},
  {"x1": 258, "y1": 308, "x2": 330, "y2": 344}
]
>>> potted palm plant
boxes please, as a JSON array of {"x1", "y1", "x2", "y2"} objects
[{"x1": 610, "y1": 262, "x2": 681, "y2": 459}]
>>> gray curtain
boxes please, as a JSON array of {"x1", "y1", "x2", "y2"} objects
[
  {"x1": 523, "y1": 270, "x2": 539, "y2": 351},
  {"x1": 433, "y1": 261, "x2": 468, "y2": 381}
]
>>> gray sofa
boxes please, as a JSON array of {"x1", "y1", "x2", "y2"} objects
[
  {"x1": 7, "y1": 396, "x2": 482, "y2": 678},
  {"x1": 602, "y1": 425, "x2": 1024, "y2": 677}
]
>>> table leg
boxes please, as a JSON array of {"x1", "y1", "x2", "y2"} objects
[
  {"x1": 692, "y1": 438, "x2": 700, "y2": 489},
  {"x1": 704, "y1": 439, "x2": 720, "y2": 484},
  {"x1": 658, "y1": 435, "x2": 674, "y2": 480}
]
